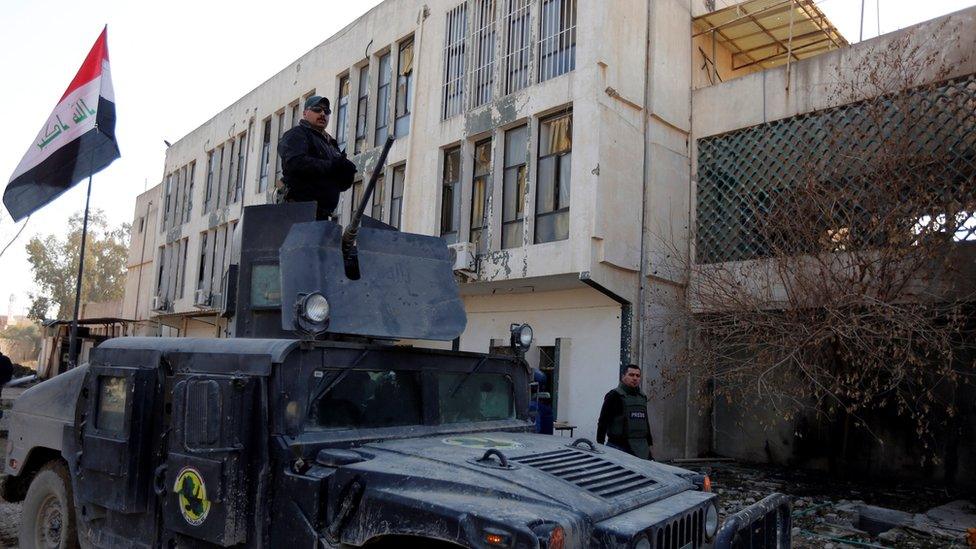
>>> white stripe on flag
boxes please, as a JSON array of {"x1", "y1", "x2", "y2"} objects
[{"x1": 10, "y1": 78, "x2": 101, "y2": 182}]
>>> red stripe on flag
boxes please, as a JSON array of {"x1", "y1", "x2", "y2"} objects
[{"x1": 59, "y1": 26, "x2": 109, "y2": 102}]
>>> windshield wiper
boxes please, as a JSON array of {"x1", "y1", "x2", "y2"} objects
[
  {"x1": 306, "y1": 350, "x2": 370, "y2": 415},
  {"x1": 448, "y1": 357, "x2": 489, "y2": 398}
]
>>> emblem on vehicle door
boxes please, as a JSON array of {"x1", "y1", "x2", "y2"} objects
[{"x1": 173, "y1": 466, "x2": 212, "y2": 526}]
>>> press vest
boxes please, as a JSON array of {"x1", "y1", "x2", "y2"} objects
[{"x1": 608, "y1": 385, "x2": 651, "y2": 459}]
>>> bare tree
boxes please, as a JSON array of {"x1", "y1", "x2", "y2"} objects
[{"x1": 664, "y1": 22, "x2": 976, "y2": 465}]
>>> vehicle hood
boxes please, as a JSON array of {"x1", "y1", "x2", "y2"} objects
[{"x1": 343, "y1": 431, "x2": 694, "y2": 523}]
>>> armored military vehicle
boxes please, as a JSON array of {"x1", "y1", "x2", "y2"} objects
[{"x1": 1, "y1": 138, "x2": 791, "y2": 548}]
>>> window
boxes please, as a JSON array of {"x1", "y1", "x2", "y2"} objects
[
  {"x1": 442, "y1": 3, "x2": 467, "y2": 119},
  {"x1": 503, "y1": 0, "x2": 532, "y2": 94},
  {"x1": 470, "y1": 0, "x2": 496, "y2": 108},
  {"x1": 197, "y1": 231, "x2": 209, "y2": 291},
  {"x1": 440, "y1": 147, "x2": 462, "y2": 244},
  {"x1": 256, "y1": 124, "x2": 271, "y2": 196},
  {"x1": 535, "y1": 112, "x2": 572, "y2": 243},
  {"x1": 502, "y1": 125, "x2": 528, "y2": 248},
  {"x1": 250, "y1": 263, "x2": 281, "y2": 308},
  {"x1": 539, "y1": 0, "x2": 576, "y2": 82},
  {"x1": 185, "y1": 163, "x2": 195, "y2": 221},
  {"x1": 162, "y1": 174, "x2": 173, "y2": 227},
  {"x1": 234, "y1": 133, "x2": 247, "y2": 202},
  {"x1": 394, "y1": 39, "x2": 414, "y2": 138},
  {"x1": 355, "y1": 66, "x2": 369, "y2": 154},
  {"x1": 178, "y1": 166, "x2": 188, "y2": 223},
  {"x1": 470, "y1": 139, "x2": 492, "y2": 251},
  {"x1": 275, "y1": 111, "x2": 285, "y2": 182},
  {"x1": 178, "y1": 239, "x2": 188, "y2": 299},
  {"x1": 290, "y1": 103, "x2": 300, "y2": 130},
  {"x1": 372, "y1": 172, "x2": 386, "y2": 221},
  {"x1": 438, "y1": 373, "x2": 515, "y2": 423},
  {"x1": 137, "y1": 217, "x2": 144, "y2": 234},
  {"x1": 205, "y1": 151, "x2": 215, "y2": 213},
  {"x1": 310, "y1": 370, "x2": 423, "y2": 430},
  {"x1": 225, "y1": 138, "x2": 236, "y2": 207},
  {"x1": 375, "y1": 52, "x2": 392, "y2": 144},
  {"x1": 336, "y1": 76, "x2": 350, "y2": 151},
  {"x1": 390, "y1": 164, "x2": 405, "y2": 229},
  {"x1": 96, "y1": 376, "x2": 127, "y2": 434},
  {"x1": 215, "y1": 145, "x2": 226, "y2": 210},
  {"x1": 156, "y1": 246, "x2": 166, "y2": 297},
  {"x1": 212, "y1": 225, "x2": 227, "y2": 297}
]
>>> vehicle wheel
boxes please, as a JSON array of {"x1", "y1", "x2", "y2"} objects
[{"x1": 18, "y1": 461, "x2": 79, "y2": 549}]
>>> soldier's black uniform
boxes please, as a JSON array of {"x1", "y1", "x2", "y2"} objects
[{"x1": 278, "y1": 119, "x2": 356, "y2": 219}]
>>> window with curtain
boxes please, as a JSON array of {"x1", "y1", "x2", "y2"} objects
[
  {"x1": 502, "y1": 125, "x2": 528, "y2": 248},
  {"x1": 395, "y1": 40, "x2": 414, "y2": 137},
  {"x1": 535, "y1": 111, "x2": 572, "y2": 243},
  {"x1": 470, "y1": 139, "x2": 492, "y2": 251},
  {"x1": 336, "y1": 75, "x2": 350, "y2": 151},
  {"x1": 441, "y1": 147, "x2": 462, "y2": 244}
]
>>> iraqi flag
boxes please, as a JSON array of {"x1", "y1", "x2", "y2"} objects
[{"x1": 3, "y1": 27, "x2": 120, "y2": 221}]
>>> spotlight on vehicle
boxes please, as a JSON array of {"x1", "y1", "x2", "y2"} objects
[
  {"x1": 510, "y1": 323, "x2": 534, "y2": 352},
  {"x1": 704, "y1": 501, "x2": 719, "y2": 540},
  {"x1": 295, "y1": 292, "x2": 331, "y2": 336}
]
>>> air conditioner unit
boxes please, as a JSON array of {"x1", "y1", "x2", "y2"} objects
[
  {"x1": 448, "y1": 242, "x2": 477, "y2": 277},
  {"x1": 151, "y1": 295, "x2": 163, "y2": 310},
  {"x1": 194, "y1": 289, "x2": 211, "y2": 307}
]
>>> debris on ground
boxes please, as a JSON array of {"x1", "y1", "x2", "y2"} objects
[{"x1": 680, "y1": 460, "x2": 975, "y2": 548}]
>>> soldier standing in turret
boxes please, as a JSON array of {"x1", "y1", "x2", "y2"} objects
[
  {"x1": 278, "y1": 95, "x2": 357, "y2": 220},
  {"x1": 596, "y1": 364, "x2": 654, "y2": 459}
]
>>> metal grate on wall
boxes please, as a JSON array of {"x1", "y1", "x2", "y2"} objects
[{"x1": 695, "y1": 74, "x2": 976, "y2": 264}]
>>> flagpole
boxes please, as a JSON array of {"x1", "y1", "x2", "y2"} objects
[{"x1": 67, "y1": 172, "x2": 94, "y2": 369}]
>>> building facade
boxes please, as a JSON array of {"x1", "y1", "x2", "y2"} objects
[{"x1": 125, "y1": 0, "x2": 974, "y2": 468}]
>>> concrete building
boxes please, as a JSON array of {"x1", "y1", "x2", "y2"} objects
[
  {"x1": 124, "y1": 0, "x2": 975, "y2": 474},
  {"x1": 121, "y1": 184, "x2": 161, "y2": 336}
]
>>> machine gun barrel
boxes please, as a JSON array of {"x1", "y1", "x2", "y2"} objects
[{"x1": 342, "y1": 135, "x2": 395, "y2": 255}]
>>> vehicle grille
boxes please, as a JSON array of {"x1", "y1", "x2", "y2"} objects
[
  {"x1": 654, "y1": 507, "x2": 704, "y2": 549},
  {"x1": 511, "y1": 449, "x2": 656, "y2": 499}
]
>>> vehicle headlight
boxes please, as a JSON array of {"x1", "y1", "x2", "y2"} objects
[
  {"x1": 633, "y1": 535, "x2": 651, "y2": 549},
  {"x1": 704, "y1": 501, "x2": 719, "y2": 540},
  {"x1": 301, "y1": 292, "x2": 330, "y2": 323}
]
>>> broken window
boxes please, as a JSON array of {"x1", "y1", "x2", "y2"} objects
[
  {"x1": 395, "y1": 39, "x2": 414, "y2": 138},
  {"x1": 336, "y1": 75, "x2": 350, "y2": 151}
]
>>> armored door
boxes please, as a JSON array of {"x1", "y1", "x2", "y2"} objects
[{"x1": 160, "y1": 370, "x2": 259, "y2": 547}]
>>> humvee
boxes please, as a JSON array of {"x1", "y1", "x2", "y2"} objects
[{"x1": 1, "y1": 139, "x2": 790, "y2": 548}]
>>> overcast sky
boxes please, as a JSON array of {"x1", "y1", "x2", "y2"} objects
[{"x1": 0, "y1": 0, "x2": 973, "y2": 317}]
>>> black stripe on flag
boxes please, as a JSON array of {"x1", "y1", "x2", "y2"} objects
[{"x1": 3, "y1": 96, "x2": 119, "y2": 221}]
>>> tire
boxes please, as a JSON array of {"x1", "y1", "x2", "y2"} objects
[{"x1": 18, "y1": 461, "x2": 79, "y2": 549}]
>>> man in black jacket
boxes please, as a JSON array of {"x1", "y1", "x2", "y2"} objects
[
  {"x1": 278, "y1": 95, "x2": 357, "y2": 219},
  {"x1": 596, "y1": 364, "x2": 654, "y2": 459}
]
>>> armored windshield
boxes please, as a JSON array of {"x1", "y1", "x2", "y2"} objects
[{"x1": 308, "y1": 368, "x2": 515, "y2": 429}]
